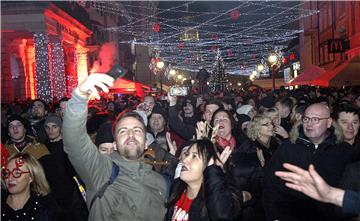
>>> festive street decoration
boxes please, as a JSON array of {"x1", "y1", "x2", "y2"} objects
[
  {"x1": 34, "y1": 32, "x2": 52, "y2": 102},
  {"x1": 79, "y1": 1, "x2": 319, "y2": 75},
  {"x1": 152, "y1": 23, "x2": 161, "y2": 33},
  {"x1": 230, "y1": 10, "x2": 240, "y2": 21},
  {"x1": 208, "y1": 49, "x2": 227, "y2": 92}
]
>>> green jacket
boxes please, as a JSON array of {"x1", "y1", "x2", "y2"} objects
[{"x1": 63, "y1": 91, "x2": 167, "y2": 221}]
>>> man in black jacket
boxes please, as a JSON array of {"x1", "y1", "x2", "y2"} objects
[
  {"x1": 168, "y1": 95, "x2": 223, "y2": 140},
  {"x1": 264, "y1": 103, "x2": 355, "y2": 221},
  {"x1": 44, "y1": 114, "x2": 88, "y2": 221}
]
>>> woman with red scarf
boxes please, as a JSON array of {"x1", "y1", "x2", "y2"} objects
[{"x1": 205, "y1": 109, "x2": 256, "y2": 220}]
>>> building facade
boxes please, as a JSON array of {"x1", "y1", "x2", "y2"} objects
[{"x1": 300, "y1": 1, "x2": 360, "y2": 72}]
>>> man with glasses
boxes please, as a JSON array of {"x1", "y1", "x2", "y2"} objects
[{"x1": 263, "y1": 103, "x2": 355, "y2": 221}]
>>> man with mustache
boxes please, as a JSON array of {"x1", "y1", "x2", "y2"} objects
[{"x1": 62, "y1": 73, "x2": 167, "y2": 221}]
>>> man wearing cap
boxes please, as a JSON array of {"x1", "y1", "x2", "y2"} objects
[
  {"x1": 44, "y1": 114, "x2": 89, "y2": 221},
  {"x1": 5, "y1": 115, "x2": 50, "y2": 160}
]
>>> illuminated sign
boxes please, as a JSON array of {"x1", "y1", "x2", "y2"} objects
[{"x1": 328, "y1": 39, "x2": 350, "y2": 53}]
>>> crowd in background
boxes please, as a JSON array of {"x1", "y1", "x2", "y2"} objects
[{"x1": 1, "y1": 82, "x2": 360, "y2": 221}]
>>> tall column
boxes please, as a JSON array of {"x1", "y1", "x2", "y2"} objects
[
  {"x1": 48, "y1": 35, "x2": 66, "y2": 99},
  {"x1": 75, "y1": 44, "x2": 89, "y2": 85},
  {"x1": 34, "y1": 32, "x2": 52, "y2": 103}
]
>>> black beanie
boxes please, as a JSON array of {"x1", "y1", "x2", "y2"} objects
[
  {"x1": 182, "y1": 95, "x2": 196, "y2": 109},
  {"x1": 237, "y1": 114, "x2": 251, "y2": 127},
  {"x1": 260, "y1": 96, "x2": 275, "y2": 108},
  {"x1": 150, "y1": 105, "x2": 168, "y2": 123},
  {"x1": 7, "y1": 115, "x2": 31, "y2": 135},
  {"x1": 95, "y1": 123, "x2": 114, "y2": 147}
]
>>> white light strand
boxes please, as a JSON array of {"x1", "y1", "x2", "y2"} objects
[
  {"x1": 79, "y1": 1, "x2": 317, "y2": 75},
  {"x1": 34, "y1": 32, "x2": 52, "y2": 102}
]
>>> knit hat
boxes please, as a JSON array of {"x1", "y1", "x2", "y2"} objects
[
  {"x1": 259, "y1": 96, "x2": 275, "y2": 108},
  {"x1": 237, "y1": 114, "x2": 251, "y2": 127},
  {"x1": 7, "y1": 115, "x2": 28, "y2": 129},
  {"x1": 44, "y1": 114, "x2": 62, "y2": 127},
  {"x1": 236, "y1": 104, "x2": 254, "y2": 115},
  {"x1": 95, "y1": 123, "x2": 114, "y2": 147},
  {"x1": 150, "y1": 105, "x2": 167, "y2": 123},
  {"x1": 182, "y1": 95, "x2": 196, "y2": 109}
]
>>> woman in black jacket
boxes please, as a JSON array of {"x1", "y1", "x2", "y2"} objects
[
  {"x1": 1, "y1": 153, "x2": 59, "y2": 221},
  {"x1": 166, "y1": 139, "x2": 244, "y2": 221}
]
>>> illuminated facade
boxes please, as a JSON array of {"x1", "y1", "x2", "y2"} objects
[{"x1": 1, "y1": 2, "x2": 92, "y2": 102}]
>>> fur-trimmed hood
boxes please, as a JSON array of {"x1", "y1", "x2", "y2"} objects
[{"x1": 289, "y1": 121, "x2": 344, "y2": 145}]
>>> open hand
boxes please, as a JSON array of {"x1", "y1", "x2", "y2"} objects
[{"x1": 77, "y1": 73, "x2": 114, "y2": 100}]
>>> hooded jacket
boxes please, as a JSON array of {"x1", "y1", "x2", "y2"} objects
[
  {"x1": 62, "y1": 90, "x2": 167, "y2": 221},
  {"x1": 263, "y1": 124, "x2": 355, "y2": 221}
]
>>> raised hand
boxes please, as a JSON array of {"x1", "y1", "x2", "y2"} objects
[
  {"x1": 207, "y1": 146, "x2": 232, "y2": 169},
  {"x1": 275, "y1": 163, "x2": 345, "y2": 206},
  {"x1": 166, "y1": 132, "x2": 177, "y2": 156},
  {"x1": 77, "y1": 73, "x2": 114, "y2": 100},
  {"x1": 196, "y1": 121, "x2": 208, "y2": 139}
]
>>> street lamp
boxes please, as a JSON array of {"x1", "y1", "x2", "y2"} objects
[
  {"x1": 156, "y1": 60, "x2": 165, "y2": 94},
  {"x1": 169, "y1": 69, "x2": 176, "y2": 76},
  {"x1": 267, "y1": 53, "x2": 279, "y2": 91},
  {"x1": 156, "y1": 61, "x2": 165, "y2": 69},
  {"x1": 257, "y1": 64, "x2": 264, "y2": 72}
]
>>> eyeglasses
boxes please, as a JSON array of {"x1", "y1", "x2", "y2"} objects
[
  {"x1": 2, "y1": 168, "x2": 30, "y2": 179},
  {"x1": 302, "y1": 116, "x2": 330, "y2": 124}
]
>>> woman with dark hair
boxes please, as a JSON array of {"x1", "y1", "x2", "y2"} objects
[
  {"x1": 166, "y1": 139, "x2": 244, "y2": 221},
  {"x1": 1, "y1": 153, "x2": 59, "y2": 220},
  {"x1": 166, "y1": 139, "x2": 217, "y2": 221}
]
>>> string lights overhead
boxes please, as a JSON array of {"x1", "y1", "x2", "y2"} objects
[{"x1": 79, "y1": 1, "x2": 318, "y2": 75}]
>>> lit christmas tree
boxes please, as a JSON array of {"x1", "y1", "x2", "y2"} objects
[{"x1": 209, "y1": 49, "x2": 227, "y2": 92}]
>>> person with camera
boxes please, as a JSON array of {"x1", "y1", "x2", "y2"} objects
[{"x1": 62, "y1": 73, "x2": 167, "y2": 221}]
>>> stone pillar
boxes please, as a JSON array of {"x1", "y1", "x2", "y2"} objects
[
  {"x1": 34, "y1": 32, "x2": 52, "y2": 103},
  {"x1": 48, "y1": 35, "x2": 66, "y2": 99}
]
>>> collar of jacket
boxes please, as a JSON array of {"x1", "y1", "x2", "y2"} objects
[
  {"x1": 110, "y1": 151, "x2": 153, "y2": 176},
  {"x1": 295, "y1": 125, "x2": 337, "y2": 149}
]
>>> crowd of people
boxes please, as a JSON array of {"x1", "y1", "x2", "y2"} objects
[{"x1": 1, "y1": 72, "x2": 360, "y2": 221}]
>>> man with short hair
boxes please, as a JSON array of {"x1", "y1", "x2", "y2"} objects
[
  {"x1": 29, "y1": 99, "x2": 48, "y2": 144},
  {"x1": 275, "y1": 97, "x2": 293, "y2": 132},
  {"x1": 44, "y1": 114, "x2": 88, "y2": 221},
  {"x1": 333, "y1": 104, "x2": 360, "y2": 145},
  {"x1": 168, "y1": 95, "x2": 223, "y2": 140},
  {"x1": 142, "y1": 95, "x2": 156, "y2": 117},
  {"x1": 264, "y1": 103, "x2": 355, "y2": 221},
  {"x1": 63, "y1": 73, "x2": 167, "y2": 221}
]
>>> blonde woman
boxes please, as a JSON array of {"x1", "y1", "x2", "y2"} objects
[
  {"x1": 246, "y1": 115, "x2": 280, "y2": 166},
  {"x1": 1, "y1": 153, "x2": 59, "y2": 220},
  {"x1": 262, "y1": 107, "x2": 289, "y2": 140}
]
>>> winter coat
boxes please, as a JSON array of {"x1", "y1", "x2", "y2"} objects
[
  {"x1": 1, "y1": 190, "x2": 60, "y2": 221},
  {"x1": 166, "y1": 180, "x2": 209, "y2": 221},
  {"x1": 263, "y1": 125, "x2": 356, "y2": 221},
  {"x1": 62, "y1": 90, "x2": 167, "y2": 221}
]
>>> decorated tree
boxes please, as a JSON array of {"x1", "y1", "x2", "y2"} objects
[{"x1": 209, "y1": 49, "x2": 227, "y2": 92}]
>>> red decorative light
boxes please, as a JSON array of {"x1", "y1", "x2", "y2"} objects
[
  {"x1": 227, "y1": 50, "x2": 233, "y2": 57},
  {"x1": 230, "y1": 10, "x2": 240, "y2": 21},
  {"x1": 211, "y1": 45, "x2": 218, "y2": 51},
  {"x1": 289, "y1": 53, "x2": 296, "y2": 60},
  {"x1": 282, "y1": 57, "x2": 288, "y2": 64},
  {"x1": 152, "y1": 23, "x2": 161, "y2": 33},
  {"x1": 211, "y1": 34, "x2": 218, "y2": 40},
  {"x1": 177, "y1": 42, "x2": 185, "y2": 49}
]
